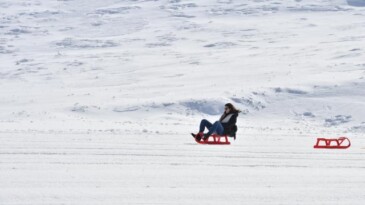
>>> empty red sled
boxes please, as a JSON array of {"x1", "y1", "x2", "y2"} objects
[
  {"x1": 313, "y1": 137, "x2": 351, "y2": 149},
  {"x1": 196, "y1": 134, "x2": 231, "y2": 145}
]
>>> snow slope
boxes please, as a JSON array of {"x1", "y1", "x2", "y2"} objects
[{"x1": 1, "y1": 0, "x2": 365, "y2": 204}]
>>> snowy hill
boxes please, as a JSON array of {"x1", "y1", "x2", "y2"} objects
[
  {"x1": 1, "y1": 0, "x2": 365, "y2": 204},
  {"x1": 1, "y1": 0, "x2": 365, "y2": 132}
]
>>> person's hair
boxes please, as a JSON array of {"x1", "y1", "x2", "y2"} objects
[{"x1": 225, "y1": 103, "x2": 241, "y2": 113}]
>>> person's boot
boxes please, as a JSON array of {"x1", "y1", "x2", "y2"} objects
[
  {"x1": 191, "y1": 132, "x2": 203, "y2": 141},
  {"x1": 203, "y1": 133, "x2": 210, "y2": 141}
]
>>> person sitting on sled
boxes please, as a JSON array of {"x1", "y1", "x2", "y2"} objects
[{"x1": 192, "y1": 103, "x2": 240, "y2": 141}]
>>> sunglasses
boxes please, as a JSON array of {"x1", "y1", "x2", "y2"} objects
[{"x1": 224, "y1": 107, "x2": 229, "y2": 110}]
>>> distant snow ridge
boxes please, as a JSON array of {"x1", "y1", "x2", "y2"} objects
[
  {"x1": 324, "y1": 115, "x2": 352, "y2": 127},
  {"x1": 0, "y1": 45, "x2": 13, "y2": 54},
  {"x1": 161, "y1": 3, "x2": 197, "y2": 10},
  {"x1": 180, "y1": 100, "x2": 225, "y2": 115},
  {"x1": 274, "y1": 87, "x2": 308, "y2": 95},
  {"x1": 113, "y1": 106, "x2": 140, "y2": 113},
  {"x1": 180, "y1": 97, "x2": 263, "y2": 115},
  {"x1": 231, "y1": 97, "x2": 265, "y2": 111},
  {"x1": 55, "y1": 38, "x2": 119, "y2": 49},
  {"x1": 71, "y1": 103, "x2": 88, "y2": 113},
  {"x1": 18, "y1": 10, "x2": 61, "y2": 18},
  {"x1": 286, "y1": 5, "x2": 349, "y2": 12},
  {"x1": 110, "y1": 98, "x2": 255, "y2": 116},
  {"x1": 94, "y1": 6, "x2": 141, "y2": 15},
  {"x1": 7, "y1": 28, "x2": 31, "y2": 35},
  {"x1": 350, "y1": 123, "x2": 365, "y2": 132},
  {"x1": 204, "y1": 42, "x2": 236, "y2": 49},
  {"x1": 71, "y1": 103, "x2": 101, "y2": 113},
  {"x1": 347, "y1": 0, "x2": 365, "y2": 7},
  {"x1": 303, "y1": 112, "x2": 316, "y2": 118}
]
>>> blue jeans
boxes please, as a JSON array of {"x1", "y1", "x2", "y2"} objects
[{"x1": 199, "y1": 119, "x2": 224, "y2": 136}]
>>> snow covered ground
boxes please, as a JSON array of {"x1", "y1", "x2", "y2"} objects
[{"x1": 1, "y1": 0, "x2": 365, "y2": 204}]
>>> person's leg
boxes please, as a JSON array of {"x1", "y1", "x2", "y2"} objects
[
  {"x1": 199, "y1": 119, "x2": 212, "y2": 133},
  {"x1": 193, "y1": 119, "x2": 213, "y2": 141},
  {"x1": 206, "y1": 121, "x2": 224, "y2": 136},
  {"x1": 216, "y1": 122, "x2": 224, "y2": 136}
]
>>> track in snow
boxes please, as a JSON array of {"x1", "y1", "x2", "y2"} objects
[{"x1": 1, "y1": 131, "x2": 364, "y2": 204}]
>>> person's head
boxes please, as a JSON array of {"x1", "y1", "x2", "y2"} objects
[{"x1": 224, "y1": 103, "x2": 240, "y2": 114}]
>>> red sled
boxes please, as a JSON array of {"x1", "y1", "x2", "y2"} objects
[
  {"x1": 313, "y1": 137, "x2": 351, "y2": 149},
  {"x1": 196, "y1": 134, "x2": 231, "y2": 145}
]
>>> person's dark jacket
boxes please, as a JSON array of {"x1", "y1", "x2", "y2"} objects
[{"x1": 219, "y1": 111, "x2": 239, "y2": 137}]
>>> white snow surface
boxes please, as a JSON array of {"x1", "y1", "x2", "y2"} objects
[{"x1": 1, "y1": 0, "x2": 365, "y2": 204}]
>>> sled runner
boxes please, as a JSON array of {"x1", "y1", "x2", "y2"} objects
[
  {"x1": 313, "y1": 137, "x2": 351, "y2": 149},
  {"x1": 194, "y1": 134, "x2": 231, "y2": 145}
]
